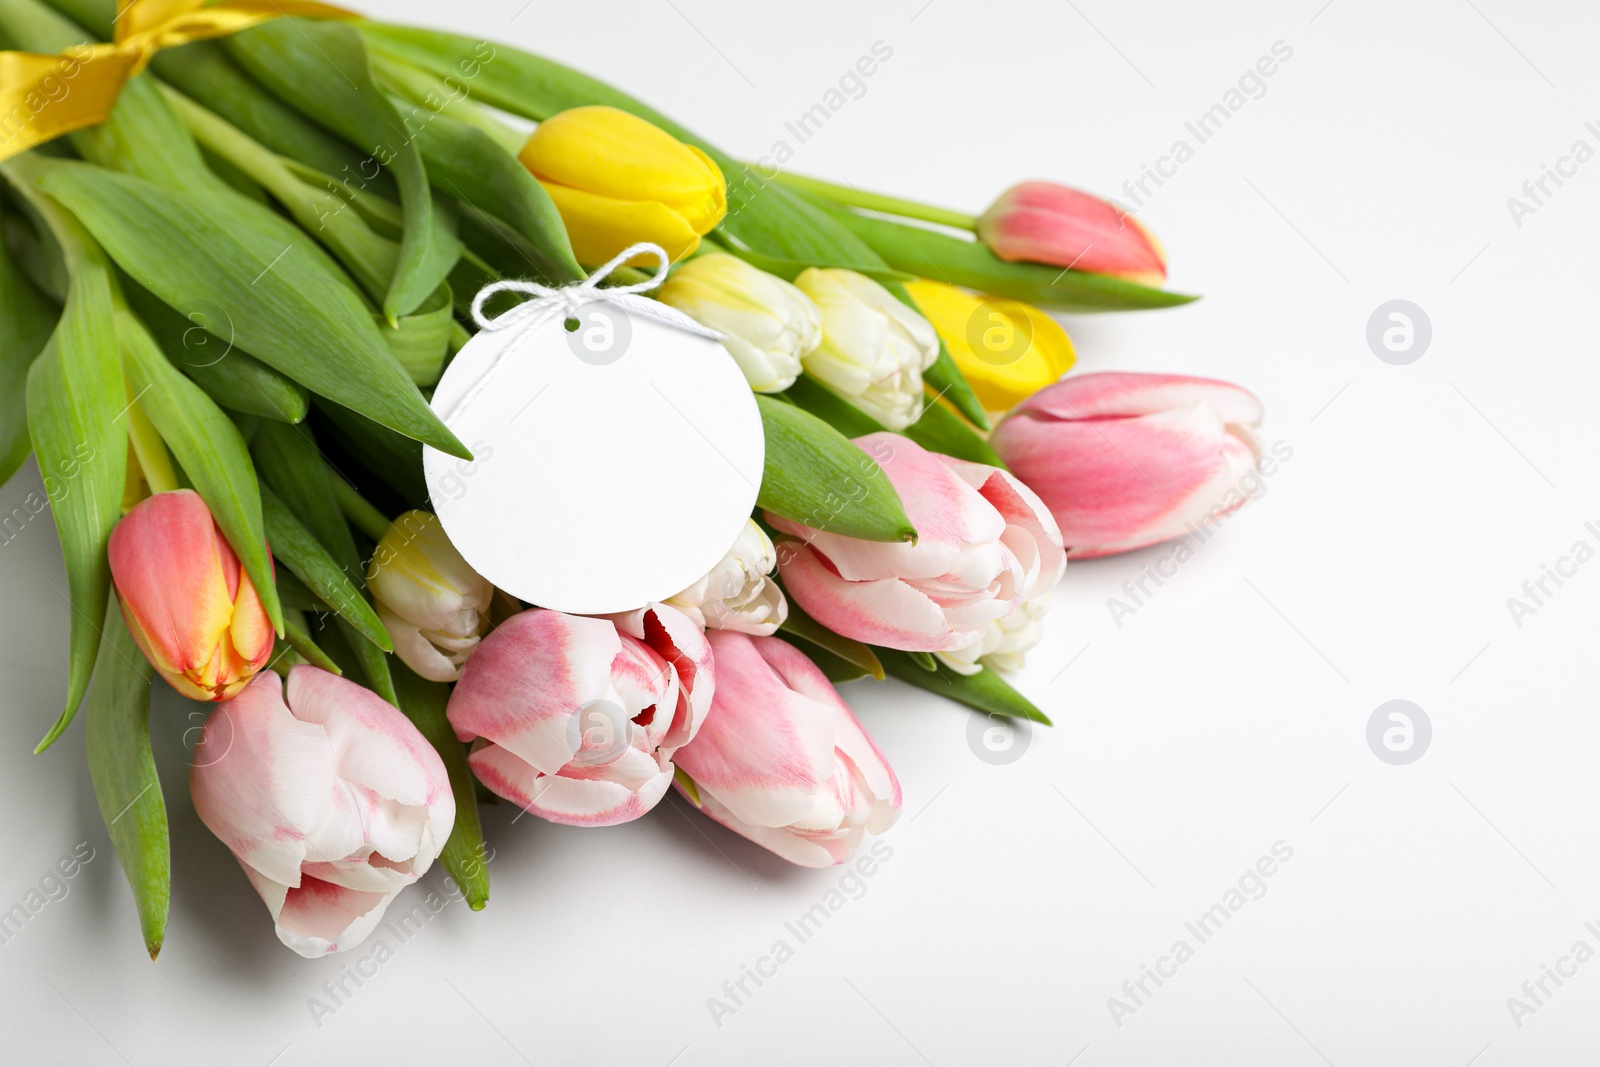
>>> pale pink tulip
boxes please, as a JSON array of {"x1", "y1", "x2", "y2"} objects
[
  {"x1": 674, "y1": 632, "x2": 900, "y2": 867},
  {"x1": 190, "y1": 667, "x2": 455, "y2": 958},
  {"x1": 768, "y1": 433, "x2": 1064, "y2": 659},
  {"x1": 109, "y1": 489, "x2": 273, "y2": 701},
  {"x1": 447, "y1": 604, "x2": 713, "y2": 826},
  {"x1": 990, "y1": 372, "x2": 1264, "y2": 559},
  {"x1": 977, "y1": 181, "x2": 1167, "y2": 285}
]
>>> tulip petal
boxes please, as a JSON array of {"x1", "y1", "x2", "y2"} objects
[
  {"x1": 467, "y1": 741, "x2": 672, "y2": 826},
  {"x1": 447, "y1": 609, "x2": 619, "y2": 773},
  {"x1": 190, "y1": 672, "x2": 336, "y2": 888},
  {"x1": 778, "y1": 544, "x2": 959, "y2": 652},
  {"x1": 244, "y1": 864, "x2": 397, "y2": 959}
]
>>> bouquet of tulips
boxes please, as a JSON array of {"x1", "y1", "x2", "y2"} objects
[{"x1": 0, "y1": 0, "x2": 1264, "y2": 959}]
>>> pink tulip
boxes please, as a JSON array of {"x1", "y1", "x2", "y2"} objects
[
  {"x1": 190, "y1": 667, "x2": 455, "y2": 958},
  {"x1": 990, "y1": 372, "x2": 1264, "y2": 559},
  {"x1": 108, "y1": 489, "x2": 274, "y2": 701},
  {"x1": 767, "y1": 433, "x2": 1065, "y2": 657},
  {"x1": 674, "y1": 632, "x2": 900, "y2": 867},
  {"x1": 447, "y1": 604, "x2": 713, "y2": 826},
  {"x1": 977, "y1": 181, "x2": 1167, "y2": 284}
]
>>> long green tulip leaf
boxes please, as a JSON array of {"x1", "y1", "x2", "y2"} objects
[
  {"x1": 121, "y1": 278, "x2": 309, "y2": 423},
  {"x1": 31, "y1": 159, "x2": 469, "y2": 458},
  {"x1": 115, "y1": 307, "x2": 283, "y2": 635},
  {"x1": 0, "y1": 224, "x2": 57, "y2": 486},
  {"x1": 825, "y1": 207, "x2": 1199, "y2": 313},
  {"x1": 227, "y1": 19, "x2": 455, "y2": 322},
  {"x1": 257, "y1": 483, "x2": 391, "y2": 654},
  {"x1": 877, "y1": 648, "x2": 1051, "y2": 724},
  {"x1": 84, "y1": 603, "x2": 168, "y2": 959},
  {"x1": 392, "y1": 662, "x2": 489, "y2": 909},
  {"x1": 904, "y1": 394, "x2": 1005, "y2": 467},
  {"x1": 755, "y1": 395, "x2": 914, "y2": 544},
  {"x1": 3, "y1": 168, "x2": 128, "y2": 750}
]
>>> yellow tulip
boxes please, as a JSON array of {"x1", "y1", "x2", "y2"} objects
[
  {"x1": 519, "y1": 106, "x2": 727, "y2": 265},
  {"x1": 903, "y1": 279, "x2": 1075, "y2": 414}
]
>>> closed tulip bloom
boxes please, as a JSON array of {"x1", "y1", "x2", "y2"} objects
[
  {"x1": 657, "y1": 253, "x2": 820, "y2": 393},
  {"x1": 674, "y1": 632, "x2": 900, "y2": 867},
  {"x1": 653, "y1": 519, "x2": 787, "y2": 635},
  {"x1": 367, "y1": 510, "x2": 492, "y2": 683},
  {"x1": 793, "y1": 267, "x2": 939, "y2": 430},
  {"x1": 977, "y1": 181, "x2": 1166, "y2": 285},
  {"x1": 108, "y1": 489, "x2": 273, "y2": 701},
  {"x1": 991, "y1": 372, "x2": 1264, "y2": 559},
  {"x1": 447, "y1": 604, "x2": 713, "y2": 826},
  {"x1": 519, "y1": 105, "x2": 726, "y2": 265},
  {"x1": 904, "y1": 278, "x2": 1075, "y2": 414},
  {"x1": 190, "y1": 667, "x2": 455, "y2": 957},
  {"x1": 769, "y1": 433, "x2": 1065, "y2": 656}
]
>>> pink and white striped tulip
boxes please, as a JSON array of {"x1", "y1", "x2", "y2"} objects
[
  {"x1": 447, "y1": 604, "x2": 713, "y2": 826},
  {"x1": 189, "y1": 667, "x2": 455, "y2": 958},
  {"x1": 768, "y1": 433, "x2": 1065, "y2": 658},
  {"x1": 977, "y1": 181, "x2": 1167, "y2": 285},
  {"x1": 109, "y1": 489, "x2": 274, "y2": 701},
  {"x1": 990, "y1": 372, "x2": 1264, "y2": 559},
  {"x1": 674, "y1": 632, "x2": 900, "y2": 867}
]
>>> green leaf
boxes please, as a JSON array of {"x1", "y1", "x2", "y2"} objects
[
  {"x1": 281, "y1": 611, "x2": 341, "y2": 674},
  {"x1": 391, "y1": 661, "x2": 489, "y2": 910},
  {"x1": 783, "y1": 638, "x2": 873, "y2": 684},
  {"x1": 903, "y1": 393, "x2": 1005, "y2": 468},
  {"x1": 0, "y1": 223, "x2": 57, "y2": 486},
  {"x1": 783, "y1": 374, "x2": 885, "y2": 438},
  {"x1": 337, "y1": 616, "x2": 398, "y2": 706},
  {"x1": 120, "y1": 278, "x2": 309, "y2": 423},
  {"x1": 824, "y1": 207, "x2": 1199, "y2": 313},
  {"x1": 708, "y1": 239, "x2": 912, "y2": 286},
  {"x1": 32, "y1": 159, "x2": 469, "y2": 458},
  {"x1": 755, "y1": 394, "x2": 915, "y2": 544},
  {"x1": 115, "y1": 306, "x2": 284, "y2": 635},
  {"x1": 380, "y1": 282, "x2": 454, "y2": 387},
  {"x1": 227, "y1": 19, "x2": 453, "y2": 322},
  {"x1": 84, "y1": 603, "x2": 168, "y2": 959},
  {"x1": 922, "y1": 341, "x2": 990, "y2": 431},
  {"x1": 401, "y1": 104, "x2": 582, "y2": 283},
  {"x1": 777, "y1": 595, "x2": 883, "y2": 680},
  {"x1": 258, "y1": 483, "x2": 392, "y2": 654},
  {"x1": 878, "y1": 649, "x2": 1051, "y2": 724},
  {"x1": 313, "y1": 398, "x2": 429, "y2": 508},
  {"x1": 4, "y1": 167, "x2": 127, "y2": 750}
]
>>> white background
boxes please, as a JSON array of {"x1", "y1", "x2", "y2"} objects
[{"x1": 3, "y1": 0, "x2": 1599, "y2": 1064}]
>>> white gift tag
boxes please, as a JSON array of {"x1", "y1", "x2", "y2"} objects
[{"x1": 423, "y1": 248, "x2": 764, "y2": 615}]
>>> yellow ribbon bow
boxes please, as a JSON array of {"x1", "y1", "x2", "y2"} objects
[{"x1": 0, "y1": 0, "x2": 351, "y2": 163}]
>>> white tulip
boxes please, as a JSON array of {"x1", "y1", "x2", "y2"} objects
[
  {"x1": 665, "y1": 519, "x2": 788, "y2": 635},
  {"x1": 367, "y1": 510, "x2": 493, "y2": 682},
  {"x1": 793, "y1": 267, "x2": 940, "y2": 430},
  {"x1": 657, "y1": 253, "x2": 820, "y2": 393}
]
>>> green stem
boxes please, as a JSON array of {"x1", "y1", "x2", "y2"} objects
[
  {"x1": 124, "y1": 394, "x2": 179, "y2": 495},
  {"x1": 767, "y1": 171, "x2": 979, "y2": 231},
  {"x1": 327, "y1": 470, "x2": 392, "y2": 541}
]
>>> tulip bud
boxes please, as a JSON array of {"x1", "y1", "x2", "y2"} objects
[
  {"x1": 519, "y1": 105, "x2": 727, "y2": 265},
  {"x1": 793, "y1": 267, "x2": 939, "y2": 430},
  {"x1": 977, "y1": 181, "x2": 1167, "y2": 285},
  {"x1": 991, "y1": 372, "x2": 1263, "y2": 558},
  {"x1": 657, "y1": 254, "x2": 820, "y2": 393},
  {"x1": 769, "y1": 434, "x2": 1065, "y2": 656},
  {"x1": 190, "y1": 667, "x2": 455, "y2": 957},
  {"x1": 108, "y1": 489, "x2": 274, "y2": 701},
  {"x1": 903, "y1": 278, "x2": 1075, "y2": 414},
  {"x1": 659, "y1": 519, "x2": 788, "y2": 635},
  {"x1": 674, "y1": 632, "x2": 901, "y2": 867},
  {"x1": 367, "y1": 510, "x2": 492, "y2": 683},
  {"x1": 447, "y1": 604, "x2": 713, "y2": 826}
]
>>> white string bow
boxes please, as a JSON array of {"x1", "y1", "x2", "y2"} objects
[{"x1": 444, "y1": 242, "x2": 723, "y2": 424}]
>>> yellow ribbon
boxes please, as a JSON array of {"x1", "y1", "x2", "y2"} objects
[{"x1": 0, "y1": 0, "x2": 352, "y2": 163}]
